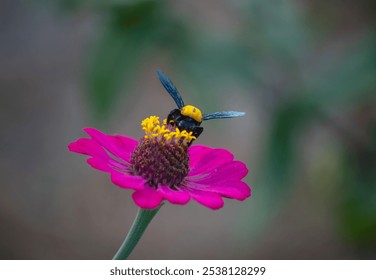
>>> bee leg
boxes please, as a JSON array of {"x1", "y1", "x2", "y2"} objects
[
  {"x1": 167, "y1": 108, "x2": 181, "y2": 125},
  {"x1": 192, "y1": 127, "x2": 203, "y2": 139}
]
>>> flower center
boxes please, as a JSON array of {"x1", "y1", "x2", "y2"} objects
[{"x1": 130, "y1": 116, "x2": 193, "y2": 188}]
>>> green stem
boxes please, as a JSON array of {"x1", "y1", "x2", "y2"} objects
[{"x1": 113, "y1": 205, "x2": 163, "y2": 260}]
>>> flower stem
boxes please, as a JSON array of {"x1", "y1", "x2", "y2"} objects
[{"x1": 113, "y1": 205, "x2": 163, "y2": 260}]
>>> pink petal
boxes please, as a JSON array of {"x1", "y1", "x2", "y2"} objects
[
  {"x1": 111, "y1": 171, "x2": 146, "y2": 190},
  {"x1": 157, "y1": 185, "x2": 190, "y2": 205},
  {"x1": 132, "y1": 187, "x2": 163, "y2": 209},
  {"x1": 188, "y1": 189, "x2": 224, "y2": 210},
  {"x1": 69, "y1": 138, "x2": 127, "y2": 172},
  {"x1": 186, "y1": 180, "x2": 251, "y2": 200},
  {"x1": 190, "y1": 160, "x2": 248, "y2": 184},
  {"x1": 188, "y1": 148, "x2": 234, "y2": 176},
  {"x1": 87, "y1": 157, "x2": 113, "y2": 172},
  {"x1": 68, "y1": 138, "x2": 107, "y2": 158},
  {"x1": 113, "y1": 134, "x2": 139, "y2": 152},
  {"x1": 84, "y1": 128, "x2": 137, "y2": 163},
  {"x1": 188, "y1": 145, "x2": 213, "y2": 168}
]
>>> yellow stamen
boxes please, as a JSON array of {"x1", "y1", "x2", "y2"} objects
[{"x1": 141, "y1": 116, "x2": 196, "y2": 142}]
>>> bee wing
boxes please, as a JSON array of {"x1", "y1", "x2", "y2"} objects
[
  {"x1": 157, "y1": 70, "x2": 185, "y2": 109},
  {"x1": 202, "y1": 111, "x2": 245, "y2": 121}
]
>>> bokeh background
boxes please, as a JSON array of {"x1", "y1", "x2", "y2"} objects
[{"x1": 1, "y1": 0, "x2": 375, "y2": 259}]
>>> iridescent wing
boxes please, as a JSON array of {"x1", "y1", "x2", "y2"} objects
[
  {"x1": 202, "y1": 111, "x2": 246, "y2": 121},
  {"x1": 157, "y1": 70, "x2": 185, "y2": 109}
]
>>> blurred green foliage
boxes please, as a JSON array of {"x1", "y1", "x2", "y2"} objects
[{"x1": 51, "y1": 0, "x2": 376, "y2": 252}]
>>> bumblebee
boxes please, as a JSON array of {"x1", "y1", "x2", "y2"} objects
[{"x1": 157, "y1": 70, "x2": 245, "y2": 142}]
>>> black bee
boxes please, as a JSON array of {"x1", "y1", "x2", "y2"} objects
[{"x1": 157, "y1": 70, "x2": 245, "y2": 142}]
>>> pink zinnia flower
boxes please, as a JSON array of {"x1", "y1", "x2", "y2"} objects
[{"x1": 69, "y1": 116, "x2": 251, "y2": 210}]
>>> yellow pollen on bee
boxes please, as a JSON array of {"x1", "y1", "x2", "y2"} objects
[
  {"x1": 181, "y1": 105, "x2": 202, "y2": 123},
  {"x1": 141, "y1": 116, "x2": 196, "y2": 142}
]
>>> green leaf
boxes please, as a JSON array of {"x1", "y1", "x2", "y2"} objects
[
  {"x1": 339, "y1": 123, "x2": 376, "y2": 246},
  {"x1": 85, "y1": 1, "x2": 163, "y2": 120},
  {"x1": 262, "y1": 97, "x2": 319, "y2": 199},
  {"x1": 303, "y1": 36, "x2": 376, "y2": 107}
]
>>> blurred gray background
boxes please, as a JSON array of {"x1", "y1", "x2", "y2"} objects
[{"x1": 1, "y1": 0, "x2": 375, "y2": 259}]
